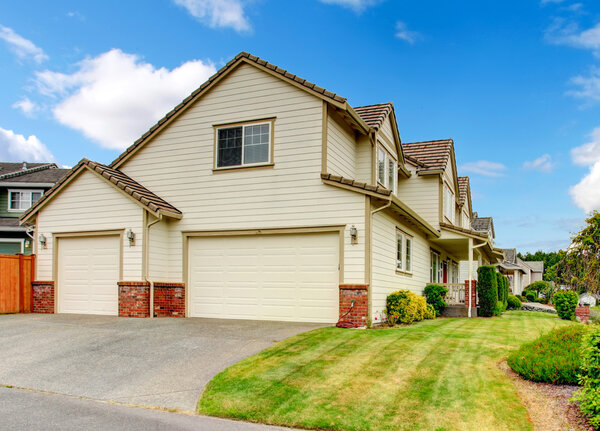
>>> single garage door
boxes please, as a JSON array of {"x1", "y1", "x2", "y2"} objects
[
  {"x1": 188, "y1": 232, "x2": 340, "y2": 323},
  {"x1": 57, "y1": 235, "x2": 120, "y2": 315}
]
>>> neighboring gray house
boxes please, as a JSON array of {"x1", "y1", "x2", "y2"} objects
[
  {"x1": 523, "y1": 260, "x2": 544, "y2": 286},
  {"x1": 0, "y1": 163, "x2": 69, "y2": 254},
  {"x1": 497, "y1": 248, "x2": 534, "y2": 295},
  {"x1": 471, "y1": 213, "x2": 495, "y2": 241}
]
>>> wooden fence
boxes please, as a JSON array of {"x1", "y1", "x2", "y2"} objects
[{"x1": 0, "y1": 254, "x2": 35, "y2": 313}]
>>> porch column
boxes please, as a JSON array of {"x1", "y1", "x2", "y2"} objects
[
  {"x1": 514, "y1": 269, "x2": 519, "y2": 295},
  {"x1": 467, "y1": 237, "x2": 473, "y2": 318}
]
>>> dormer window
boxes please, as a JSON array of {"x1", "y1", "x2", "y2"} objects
[
  {"x1": 8, "y1": 189, "x2": 43, "y2": 212},
  {"x1": 377, "y1": 145, "x2": 397, "y2": 194},
  {"x1": 215, "y1": 119, "x2": 273, "y2": 169},
  {"x1": 443, "y1": 183, "x2": 455, "y2": 223}
]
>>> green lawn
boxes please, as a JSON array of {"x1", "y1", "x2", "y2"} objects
[{"x1": 199, "y1": 312, "x2": 574, "y2": 431}]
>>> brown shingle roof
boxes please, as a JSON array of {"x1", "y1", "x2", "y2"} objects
[
  {"x1": 21, "y1": 159, "x2": 181, "y2": 222},
  {"x1": 321, "y1": 173, "x2": 391, "y2": 197},
  {"x1": 354, "y1": 103, "x2": 393, "y2": 130},
  {"x1": 457, "y1": 176, "x2": 470, "y2": 205},
  {"x1": 402, "y1": 139, "x2": 454, "y2": 172},
  {"x1": 110, "y1": 51, "x2": 347, "y2": 168}
]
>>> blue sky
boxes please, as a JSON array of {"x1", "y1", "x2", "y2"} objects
[{"x1": 1, "y1": 0, "x2": 600, "y2": 253}]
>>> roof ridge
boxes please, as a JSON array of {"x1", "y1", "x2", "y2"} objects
[
  {"x1": 403, "y1": 139, "x2": 453, "y2": 145},
  {"x1": 0, "y1": 163, "x2": 57, "y2": 180}
]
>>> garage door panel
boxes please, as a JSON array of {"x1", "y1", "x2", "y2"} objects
[
  {"x1": 58, "y1": 236, "x2": 119, "y2": 315},
  {"x1": 189, "y1": 232, "x2": 339, "y2": 323}
]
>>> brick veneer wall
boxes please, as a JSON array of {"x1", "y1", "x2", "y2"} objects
[
  {"x1": 118, "y1": 281, "x2": 150, "y2": 318},
  {"x1": 576, "y1": 306, "x2": 590, "y2": 322},
  {"x1": 464, "y1": 280, "x2": 477, "y2": 309},
  {"x1": 153, "y1": 282, "x2": 185, "y2": 317},
  {"x1": 338, "y1": 284, "x2": 368, "y2": 327},
  {"x1": 32, "y1": 281, "x2": 54, "y2": 313}
]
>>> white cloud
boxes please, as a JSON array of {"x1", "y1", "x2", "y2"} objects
[
  {"x1": 546, "y1": 19, "x2": 600, "y2": 52},
  {"x1": 570, "y1": 128, "x2": 600, "y2": 212},
  {"x1": 523, "y1": 153, "x2": 554, "y2": 172},
  {"x1": 395, "y1": 21, "x2": 420, "y2": 44},
  {"x1": 174, "y1": 0, "x2": 250, "y2": 32},
  {"x1": 568, "y1": 67, "x2": 600, "y2": 103},
  {"x1": 0, "y1": 25, "x2": 48, "y2": 63},
  {"x1": 34, "y1": 49, "x2": 216, "y2": 150},
  {"x1": 12, "y1": 97, "x2": 38, "y2": 116},
  {"x1": 0, "y1": 127, "x2": 54, "y2": 162},
  {"x1": 459, "y1": 160, "x2": 507, "y2": 177},
  {"x1": 318, "y1": 0, "x2": 380, "y2": 13}
]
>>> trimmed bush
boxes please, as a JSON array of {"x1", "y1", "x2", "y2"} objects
[
  {"x1": 524, "y1": 290, "x2": 537, "y2": 302},
  {"x1": 477, "y1": 265, "x2": 498, "y2": 317},
  {"x1": 507, "y1": 325, "x2": 587, "y2": 385},
  {"x1": 425, "y1": 303, "x2": 436, "y2": 320},
  {"x1": 573, "y1": 326, "x2": 600, "y2": 429},
  {"x1": 537, "y1": 296, "x2": 549, "y2": 305},
  {"x1": 507, "y1": 294, "x2": 522, "y2": 310},
  {"x1": 496, "y1": 273, "x2": 506, "y2": 313},
  {"x1": 386, "y1": 290, "x2": 432, "y2": 325},
  {"x1": 424, "y1": 284, "x2": 448, "y2": 317},
  {"x1": 553, "y1": 290, "x2": 579, "y2": 320},
  {"x1": 526, "y1": 280, "x2": 550, "y2": 293}
]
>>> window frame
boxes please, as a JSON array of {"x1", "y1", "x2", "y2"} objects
[
  {"x1": 430, "y1": 250, "x2": 440, "y2": 283},
  {"x1": 376, "y1": 144, "x2": 397, "y2": 194},
  {"x1": 213, "y1": 118, "x2": 275, "y2": 171},
  {"x1": 443, "y1": 182, "x2": 455, "y2": 223},
  {"x1": 396, "y1": 228, "x2": 413, "y2": 274},
  {"x1": 7, "y1": 189, "x2": 44, "y2": 212}
]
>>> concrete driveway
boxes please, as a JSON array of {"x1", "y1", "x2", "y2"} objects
[{"x1": 0, "y1": 314, "x2": 324, "y2": 412}]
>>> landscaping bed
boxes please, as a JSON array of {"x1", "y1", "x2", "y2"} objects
[{"x1": 199, "y1": 311, "x2": 571, "y2": 431}]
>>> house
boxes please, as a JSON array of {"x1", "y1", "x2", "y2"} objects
[
  {"x1": 497, "y1": 248, "x2": 532, "y2": 295},
  {"x1": 20, "y1": 52, "x2": 503, "y2": 323},
  {"x1": 523, "y1": 260, "x2": 544, "y2": 286},
  {"x1": 0, "y1": 163, "x2": 69, "y2": 254}
]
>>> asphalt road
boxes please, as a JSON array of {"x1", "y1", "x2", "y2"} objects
[{"x1": 0, "y1": 386, "x2": 295, "y2": 431}]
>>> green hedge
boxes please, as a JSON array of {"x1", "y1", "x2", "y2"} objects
[
  {"x1": 424, "y1": 284, "x2": 448, "y2": 317},
  {"x1": 553, "y1": 290, "x2": 578, "y2": 320},
  {"x1": 507, "y1": 294, "x2": 522, "y2": 310},
  {"x1": 523, "y1": 290, "x2": 537, "y2": 302},
  {"x1": 507, "y1": 325, "x2": 586, "y2": 385},
  {"x1": 526, "y1": 280, "x2": 550, "y2": 293},
  {"x1": 386, "y1": 290, "x2": 435, "y2": 325},
  {"x1": 573, "y1": 326, "x2": 600, "y2": 429},
  {"x1": 477, "y1": 265, "x2": 498, "y2": 317}
]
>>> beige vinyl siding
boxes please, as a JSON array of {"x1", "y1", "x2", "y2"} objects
[
  {"x1": 355, "y1": 136, "x2": 372, "y2": 184},
  {"x1": 396, "y1": 167, "x2": 440, "y2": 229},
  {"x1": 119, "y1": 63, "x2": 366, "y2": 283},
  {"x1": 378, "y1": 117, "x2": 397, "y2": 158},
  {"x1": 327, "y1": 113, "x2": 356, "y2": 179},
  {"x1": 36, "y1": 169, "x2": 143, "y2": 281},
  {"x1": 148, "y1": 218, "x2": 170, "y2": 280}
]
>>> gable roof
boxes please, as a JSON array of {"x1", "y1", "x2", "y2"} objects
[
  {"x1": 472, "y1": 216, "x2": 495, "y2": 238},
  {"x1": 0, "y1": 162, "x2": 69, "y2": 184},
  {"x1": 110, "y1": 51, "x2": 371, "y2": 169},
  {"x1": 525, "y1": 261, "x2": 544, "y2": 273},
  {"x1": 401, "y1": 139, "x2": 453, "y2": 172},
  {"x1": 457, "y1": 176, "x2": 469, "y2": 205},
  {"x1": 354, "y1": 103, "x2": 393, "y2": 130},
  {"x1": 20, "y1": 159, "x2": 182, "y2": 223}
]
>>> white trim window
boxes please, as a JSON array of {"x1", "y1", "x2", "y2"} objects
[
  {"x1": 8, "y1": 189, "x2": 43, "y2": 212},
  {"x1": 377, "y1": 145, "x2": 397, "y2": 194},
  {"x1": 397, "y1": 229, "x2": 413, "y2": 273},
  {"x1": 216, "y1": 122, "x2": 271, "y2": 168},
  {"x1": 443, "y1": 183, "x2": 455, "y2": 223},
  {"x1": 452, "y1": 261, "x2": 459, "y2": 284},
  {"x1": 430, "y1": 250, "x2": 441, "y2": 283},
  {"x1": 462, "y1": 211, "x2": 469, "y2": 229}
]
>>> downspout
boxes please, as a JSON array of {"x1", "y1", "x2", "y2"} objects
[
  {"x1": 144, "y1": 213, "x2": 161, "y2": 318},
  {"x1": 371, "y1": 198, "x2": 392, "y2": 215}
]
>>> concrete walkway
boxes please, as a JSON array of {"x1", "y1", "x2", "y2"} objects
[{"x1": 0, "y1": 314, "x2": 324, "y2": 412}]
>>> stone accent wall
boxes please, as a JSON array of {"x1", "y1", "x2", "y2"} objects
[
  {"x1": 464, "y1": 280, "x2": 477, "y2": 309},
  {"x1": 118, "y1": 281, "x2": 150, "y2": 318},
  {"x1": 153, "y1": 282, "x2": 185, "y2": 318},
  {"x1": 32, "y1": 281, "x2": 54, "y2": 313},
  {"x1": 576, "y1": 306, "x2": 590, "y2": 322},
  {"x1": 338, "y1": 284, "x2": 368, "y2": 327}
]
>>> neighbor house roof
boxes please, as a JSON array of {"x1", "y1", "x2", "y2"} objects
[
  {"x1": 0, "y1": 162, "x2": 69, "y2": 184},
  {"x1": 110, "y1": 51, "x2": 373, "y2": 169},
  {"x1": 354, "y1": 103, "x2": 393, "y2": 130},
  {"x1": 0, "y1": 217, "x2": 25, "y2": 232},
  {"x1": 497, "y1": 248, "x2": 531, "y2": 272},
  {"x1": 401, "y1": 139, "x2": 454, "y2": 172},
  {"x1": 21, "y1": 159, "x2": 182, "y2": 223},
  {"x1": 472, "y1": 216, "x2": 495, "y2": 238},
  {"x1": 525, "y1": 261, "x2": 544, "y2": 273}
]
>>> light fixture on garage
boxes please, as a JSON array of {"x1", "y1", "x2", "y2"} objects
[
  {"x1": 126, "y1": 229, "x2": 136, "y2": 246},
  {"x1": 39, "y1": 234, "x2": 47, "y2": 249},
  {"x1": 350, "y1": 225, "x2": 358, "y2": 244}
]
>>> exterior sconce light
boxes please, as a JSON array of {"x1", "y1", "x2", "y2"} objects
[
  {"x1": 39, "y1": 234, "x2": 47, "y2": 249},
  {"x1": 126, "y1": 229, "x2": 136, "y2": 246},
  {"x1": 350, "y1": 225, "x2": 358, "y2": 244}
]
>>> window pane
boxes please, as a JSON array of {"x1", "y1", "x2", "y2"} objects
[
  {"x1": 217, "y1": 127, "x2": 242, "y2": 167},
  {"x1": 377, "y1": 148, "x2": 385, "y2": 185},
  {"x1": 397, "y1": 234, "x2": 403, "y2": 270},
  {"x1": 243, "y1": 124, "x2": 270, "y2": 164},
  {"x1": 32, "y1": 192, "x2": 42, "y2": 204},
  {"x1": 10, "y1": 192, "x2": 21, "y2": 210},
  {"x1": 388, "y1": 158, "x2": 395, "y2": 191},
  {"x1": 406, "y1": 238, "x2": 411, "y2": 272}
]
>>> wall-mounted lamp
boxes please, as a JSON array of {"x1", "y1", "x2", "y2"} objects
[
  {"x1": 126, "y1": 229, "x2": 136, "y2": 246},
  {"x1": 350, "y1": 225, "x2": 358, "y2": 245},
  {"x1": 39, "y1": 234, "x2": 47, "y2": 249}
]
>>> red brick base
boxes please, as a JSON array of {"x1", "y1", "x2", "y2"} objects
[
  {"x1": 32, "y1": 281, "x2": 54, "y2": 313},
  {"x1": 464, "y1": 280, "x2": 477, "y2": 309},
  {"x1": 338, "y1": 284, "x2": 368, "y2": 327},
  {"x1": 118, "y1": 282, "x2": 150, "y2": 318},
  {"x1": 153, "y1": 282, "x2": 185, "y2": 317},
  {"x1": 576, "y1": 306, "x2": 590, "y2": 322}
]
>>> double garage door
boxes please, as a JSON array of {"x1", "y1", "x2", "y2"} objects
[
  {"x1": 56, "y1": 232, "x2": 340, "y2": 323},
  {"x1": 188, "y1": 232, "x2": 340, "y2": 323}
]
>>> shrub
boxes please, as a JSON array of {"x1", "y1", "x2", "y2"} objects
[
  {"x1": 524, "y1": 290, "x2": 537, "y2": 302},
  {"x1": 573, "y1": 326, "x2": 600, "y2": 429},
  {"x1": 424, "y1": 284, "x2": 448, "y2": 317},
  {"x1": 507, "y1": 294, "x2": 522, "y2": 310},
  {"x1": 507, "y1": 325, "x2": 587, "y2": 385},
  {"x1": 477, "y1": 266, "x2": 498, "y2": 317},
  {"x1": 386, "y1": 290, "x2": 431, "y2": 325},
  {"x1": 553, "y1": 290, "x2": 579, "y2": 320},
  {"x1": 537, "y1": 296, "x2": 549, "y2": 305},
  {"x1": 502, "y1": 276, "x2": 509, "y2": 310},
  {"x1": 526, "y1": 280, "x2": 550, "y2": 293},
  {"x1": 425, "y1": 303, "x2": 436, "y2": 320}
]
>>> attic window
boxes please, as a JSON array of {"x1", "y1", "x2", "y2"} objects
[
  {"x1": 377, "y1": 145, "x2": 397, "y2": 194},
  {"x1": 215, "y1": 120, "x2": 273, "y2": 169}
]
